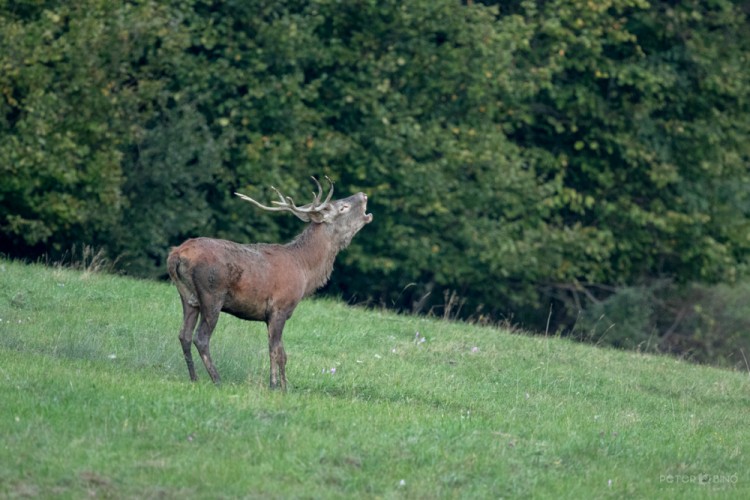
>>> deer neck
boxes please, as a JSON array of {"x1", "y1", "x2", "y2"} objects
[{"x1": 287, "y1": 223, "x2": 338, "y2": 295}]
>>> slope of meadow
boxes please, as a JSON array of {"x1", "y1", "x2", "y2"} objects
[{"x1": 0, "y1": 259, "x2": 747, "y2": 498}]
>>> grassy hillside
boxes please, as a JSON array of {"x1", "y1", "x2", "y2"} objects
[{"x1": 1, "y1": 259, "x2": 748, "y2": 498}]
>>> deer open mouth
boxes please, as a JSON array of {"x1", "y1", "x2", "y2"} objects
[{"x1": 363, "y1": 194, "x2": 373, "y2": 223}]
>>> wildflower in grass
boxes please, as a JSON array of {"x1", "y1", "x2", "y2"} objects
[{"x1": 471, "y1": 346, "x2": 479, "y2": 353}]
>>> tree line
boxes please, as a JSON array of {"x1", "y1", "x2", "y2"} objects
[{"x1": 2, "y1": 0, "x2": 749, "y2": 363}]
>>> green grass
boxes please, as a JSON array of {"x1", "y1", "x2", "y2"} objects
[{"x1": 1, "y1": 259, "x2": 748, "y2": 498}]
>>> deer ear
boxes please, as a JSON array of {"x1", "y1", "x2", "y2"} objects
[
  {"x1": 307, "y1": 212, "x2": 326, "y2": 223},
  {"x1": 312, "y1": 204, "x2": 341, "y2": 224}
]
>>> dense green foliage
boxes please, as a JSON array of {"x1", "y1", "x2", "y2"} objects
[
  {"x1": 2, "y1": 260, "x2": 749, "y2": 497},
  {"x1": 2, "y1": 1, "x2": 749, "y2": 352}
]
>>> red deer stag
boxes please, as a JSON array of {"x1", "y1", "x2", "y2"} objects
[{"x1": 167, "y1": 177, "x2": 372, "y2": 389}]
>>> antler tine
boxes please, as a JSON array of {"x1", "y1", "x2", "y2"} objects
[
  {"x1": 310, "y1": 176, "x2": 324, "y2": 206},
  {"x1": 305, "y1": 176, "x2": 334, "y2": 209},
  {"x1": 321, "y1": 175, "x2": 335, "y2": 207},
  {"x1": 234, "y1": 191, "x2": 290, "y2": 212},
  {"x1": 270, "y1": 186, "x2": 288, "y2": 206}
]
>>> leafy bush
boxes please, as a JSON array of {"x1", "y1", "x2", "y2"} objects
[
  {"x1": 657, "y1": 283, "x2": 750, "y2": 368},
  {"x1": 576, "y1": 285, "x2": 658, "y2": 350},
  {"x1": 572, "y1": 281, "x2": 750, "y2": 368}
]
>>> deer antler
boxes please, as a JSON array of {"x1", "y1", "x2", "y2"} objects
[{"x1": 235, "y1": 176, "x2": 335, "y2": 223}]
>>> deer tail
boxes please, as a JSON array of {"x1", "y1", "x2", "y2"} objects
[{"x1": 167, "y1": 250, "x2": 199, "y2": 307}]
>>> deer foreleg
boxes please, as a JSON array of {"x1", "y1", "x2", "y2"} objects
[{"x1": 194, "y1": 306, "x2": 222, "y2": 384}]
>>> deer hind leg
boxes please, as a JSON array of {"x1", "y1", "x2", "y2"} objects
[
  {"x1": 194, "y1": 300, "x2": 222, "y2": 384},
  {"x1": 267, "y1": 313, "x2": 288, "y2": 391},
  {"x1": 178, "y1": 296, "x2": 200, "y2": 381}
]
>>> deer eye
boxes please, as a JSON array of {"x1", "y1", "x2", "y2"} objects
[{"x1": 339, "y1": 203, "x2": 350, "y2": 213}]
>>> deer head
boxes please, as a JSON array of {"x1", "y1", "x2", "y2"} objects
[{"x1": 235, "y1": 176, "x2": 372, "y2": 227}]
